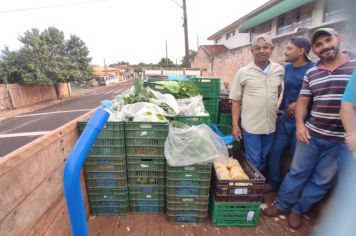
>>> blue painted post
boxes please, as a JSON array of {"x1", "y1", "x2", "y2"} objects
[{"x1": 63, "y1": 109, "x2": 109, "y2": 236}]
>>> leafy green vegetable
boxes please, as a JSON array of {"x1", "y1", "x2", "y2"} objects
[{"x1": 151, "y1": 80, "x2": 200, "y2": 99}]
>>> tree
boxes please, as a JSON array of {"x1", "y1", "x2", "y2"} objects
[
  {"x1": 0, "y1": 27, "x2": 93, "y2": 96},
  {"x1": 156, "y1": 57, "x2": 175, "y2": 67},
  {"x1": 181, "y1": 49, "x2": 197, "y2": 68}
]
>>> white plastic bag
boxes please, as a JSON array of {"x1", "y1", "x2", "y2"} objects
[
  {"x1": 121, "y1": 102, "x2": 167, "y2": 122},
  {"x1": 104, "y1": 108, "x2": 126, "y2": 122},
  {"x1": 176, "y1": 95, "x2": 206, "y2": 116},
  {"x1": 164, "y1": 122, "x2": 229, "y2": 166},
  {"x1": 149, "y1": 89, "x2": 180, "y2": 117}
]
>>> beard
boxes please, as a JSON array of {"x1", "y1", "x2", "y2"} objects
[{"x1": 318, "y1": 45, "x2": 340, "y2": 61}]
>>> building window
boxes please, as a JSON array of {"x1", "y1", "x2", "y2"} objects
[
  {"x1": 277, "y1": 4, "x2": 313, "y2": 35},
  {"x1": 215, "y1": 37, "x2": 221, "y2": 44},
  {"x1": 324, "y1": 0, "x2": 344, "y2": 22},
  {"x1": 250, "y1": 21, "x2": 272, "y2": 41},
  {"x1": 226, "y1": 30, "x2": 235, "y2": 40}
]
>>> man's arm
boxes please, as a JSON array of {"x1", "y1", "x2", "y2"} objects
[
  {"x1": 340, "y1": 102, "x2": 356, "y2": 133},
  {"x1": 340, "y1": 102, "x2": 356, "y2": 150},
  {"x1": 231, "y1": 100, "x2": 242, "y2": 142},
  {"x1": 295, "y1": 96, "x2": 311, "y2": 144}
]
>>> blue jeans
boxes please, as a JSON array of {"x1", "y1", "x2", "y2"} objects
[
  {"x1": 242, "y1": 129, "x2": 275, "y2": 171},
  {"x1": 267, "y1": 115, "x2": 297, "y2": 189},
  {"x1": 275, "y1": 136, "x2": 340, "y2": 214}
]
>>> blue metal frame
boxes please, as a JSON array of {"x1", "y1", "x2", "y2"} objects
[{"x1": 63, "y1": 109, "x2": 109, "y2": 236}]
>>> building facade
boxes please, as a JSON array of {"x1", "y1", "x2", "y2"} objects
[{"x1": 192, "y1": 0, "x2": 354, "y2": 84}]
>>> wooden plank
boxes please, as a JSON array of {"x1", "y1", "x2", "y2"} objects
[
  {"x1": 0, "y1": 164, "x2": 65, "y2": 235},
  {"x1": 42, "y1": 205, "x2": 71, "y2": 236},
  {"x1": 26, "y1": 194, "x2": 65, "y2": 236},
  {"x1": 0, "y1": 129, "x2": 78, "y2": 222}
]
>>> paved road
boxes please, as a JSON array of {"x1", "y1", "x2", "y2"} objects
[{"x1": 0, "y1": 80, "x2": 134, "y2": 157}]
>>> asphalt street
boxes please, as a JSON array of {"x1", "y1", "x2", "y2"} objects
[{"x1": 0, "y1": 80, "x2": 133, "y2": 157}]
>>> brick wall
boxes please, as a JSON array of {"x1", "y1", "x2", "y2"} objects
[{"x1": 193, "y1": 22, "x2": 356, "y2": 85}]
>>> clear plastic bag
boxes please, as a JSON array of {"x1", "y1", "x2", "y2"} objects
[
  {"x1": 121, "y1": 102, "x2": 168, "y2": 122},
  {"x1": 176, "y1": 95, "x2": 206, "y2": 116},
  {"x1": 149, "y1": 89, "x2": 180, "y2": 117},
  {"x1": 164, "y1": 122, "x2": 228, "y2": 166}
]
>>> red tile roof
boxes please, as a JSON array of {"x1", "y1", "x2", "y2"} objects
[{"x1": 200, "y1": 45, "x2": 229, "y2": 56}]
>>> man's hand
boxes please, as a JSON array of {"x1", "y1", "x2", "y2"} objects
[
  {"x1": 345, "y1": 133, "x2": 356, "y2": 150},
  {"x1": 286, "y1": 102, "x2": 297, "y2": 118},
  {"x1": 233, "y1": 125, "x2": 242, "y2": 142},
  {"x1": 296, "y1": 123, "x2": 311, "y2": 144}
]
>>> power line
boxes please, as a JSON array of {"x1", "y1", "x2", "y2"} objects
[
  {"x1": 0, "y1": 0, "x2": 115, "y2": 14},
  {"x1": 170, "y1": 0, "x2": 182, "y2": 8}
]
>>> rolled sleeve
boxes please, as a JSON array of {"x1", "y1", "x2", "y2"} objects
[
  {"x1": 299, "y1": 75, "x2": 312, "y2": 97},
  {"x1": 229, "y1": 71, "x2": 242, "y2": 101},
  {"x1": 342, "y1": 70, "x2": 356, "y2": 103}
]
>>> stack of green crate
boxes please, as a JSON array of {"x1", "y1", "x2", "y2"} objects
[
  {"x1": 125, "y1": 121, "x2": 168, "y2": 213},
  {"x1": 191, "y1": 77, "x2": 221, "y2": 123},
  {"x1": 79, "y1": 121, "x2": 129, "y2": 215},
  {"x1": 166, "y1": 164, "x2": 212, "y2": 223}
]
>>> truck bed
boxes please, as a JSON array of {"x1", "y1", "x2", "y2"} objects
[{"x1": 88, "y1": 193, "x2": 316, "y2": 236}]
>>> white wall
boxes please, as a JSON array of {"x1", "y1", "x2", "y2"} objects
[{"x1": 215, "y1": 28, "x2": 251, "y2": 49}]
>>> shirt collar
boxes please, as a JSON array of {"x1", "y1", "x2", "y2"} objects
[{"x1": 317, "y1": 51, "x2": 352, "y2": 72}]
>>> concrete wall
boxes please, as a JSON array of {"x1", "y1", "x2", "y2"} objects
[
  {"x1": 0, "y1": 83, "x2": 71, "y2": 110},
  {"x1": 192, "y1": 21, "x2": 356, "y2": 85}
]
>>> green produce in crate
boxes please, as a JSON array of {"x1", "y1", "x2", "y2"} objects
[{"x1": 152, "y1": 81, "x2": 200, "y2": 99}]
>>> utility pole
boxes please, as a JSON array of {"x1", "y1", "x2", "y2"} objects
[{"x1": 182, "y1": 0, "x2": 189, "y2": 68}]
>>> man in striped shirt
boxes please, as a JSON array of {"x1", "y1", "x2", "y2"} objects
[{"x1": 263, "y1": 28, "x2": 356, "y2": 229}]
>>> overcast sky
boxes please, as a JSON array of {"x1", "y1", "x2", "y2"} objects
[{"x1": 0, "y1": 0, "x2": 268, "y2": 65}]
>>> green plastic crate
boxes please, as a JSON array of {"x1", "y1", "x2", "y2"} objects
[
  {"x1": 127, "y1": 157, "x2": 166, "y2": 172},
  {"x1": 87, "y1": 188, "x2": 128, "y2": 201},
  {"x1": 210, "y1": 196, "x2": 261, "y2": 227},
  {"x1": 203, "y1": 98, "x2": 219, "y2": 115},
  {"x1": 126, "y1": 146, "x2": 165, "y2": 157},
  {"x1": 167, "y1": 214, "x2": 208, "y2": 224},
  {"x1": 218, "y1": 113, "x2": 232, "y2": 125},
  {"x1": 173, "y1": 115, "x2": 210, "y2": 126},
  {"x1": 125, "y1": 137, "x2": 166, "y2": 146},
  {"x1": 88, "y1": 145, "x2": 125, "y2": 157},
  {"x1": 85, "y1": 155, "x2": 126, "y2": 165},
  {"x1": 85, "y1": 177, "x2": 127, "y2": 188},
  {"x1": 191, "y1": 77, "x2": 221, "y2": 98},
  {"x1": 128, "y1": 171, "x2": 166, "y2": 185},
  {"x1": 85, "y1": 163, "x2": 126, "y2": 172},
  {"x1": 209, "y1": 113, "x2": 219, "y2": 124},
  {"x1": 130, "y1": 204, "x2": 166, "y2": 213},
  {"x1": 125, "y1": 122, "x2": 168, "y2": 139},
  {"x1": 79, "y1": 121, "x2": 124, "y2": 138},
  {"x1": 167, "y1": 164, "x2": 212, "y2": 172},
  {"x1": 85, "y1": 170, "x2": 126, "y2": 180},
  {"x1": 90, "y1": 204, "x2": 129, "y2": 215},
  {"x1": 129, "y1": 191, "x2": 166, "y2": 201},
  {"x1": 128, "y1": 185, "x2": 166, "y2": 195},
  {"x1": 167, "y1": 185, "x2": 210, "y2": 197},
  {"x1": 167, "y1": 164, "x2": 212, "y2": 180},
  {"x1": 167, "y1": 195, "x2": 209, "y2": 210},
  {"x1": 89, "y1": 198, "x2": 129, "y2": 208}
]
